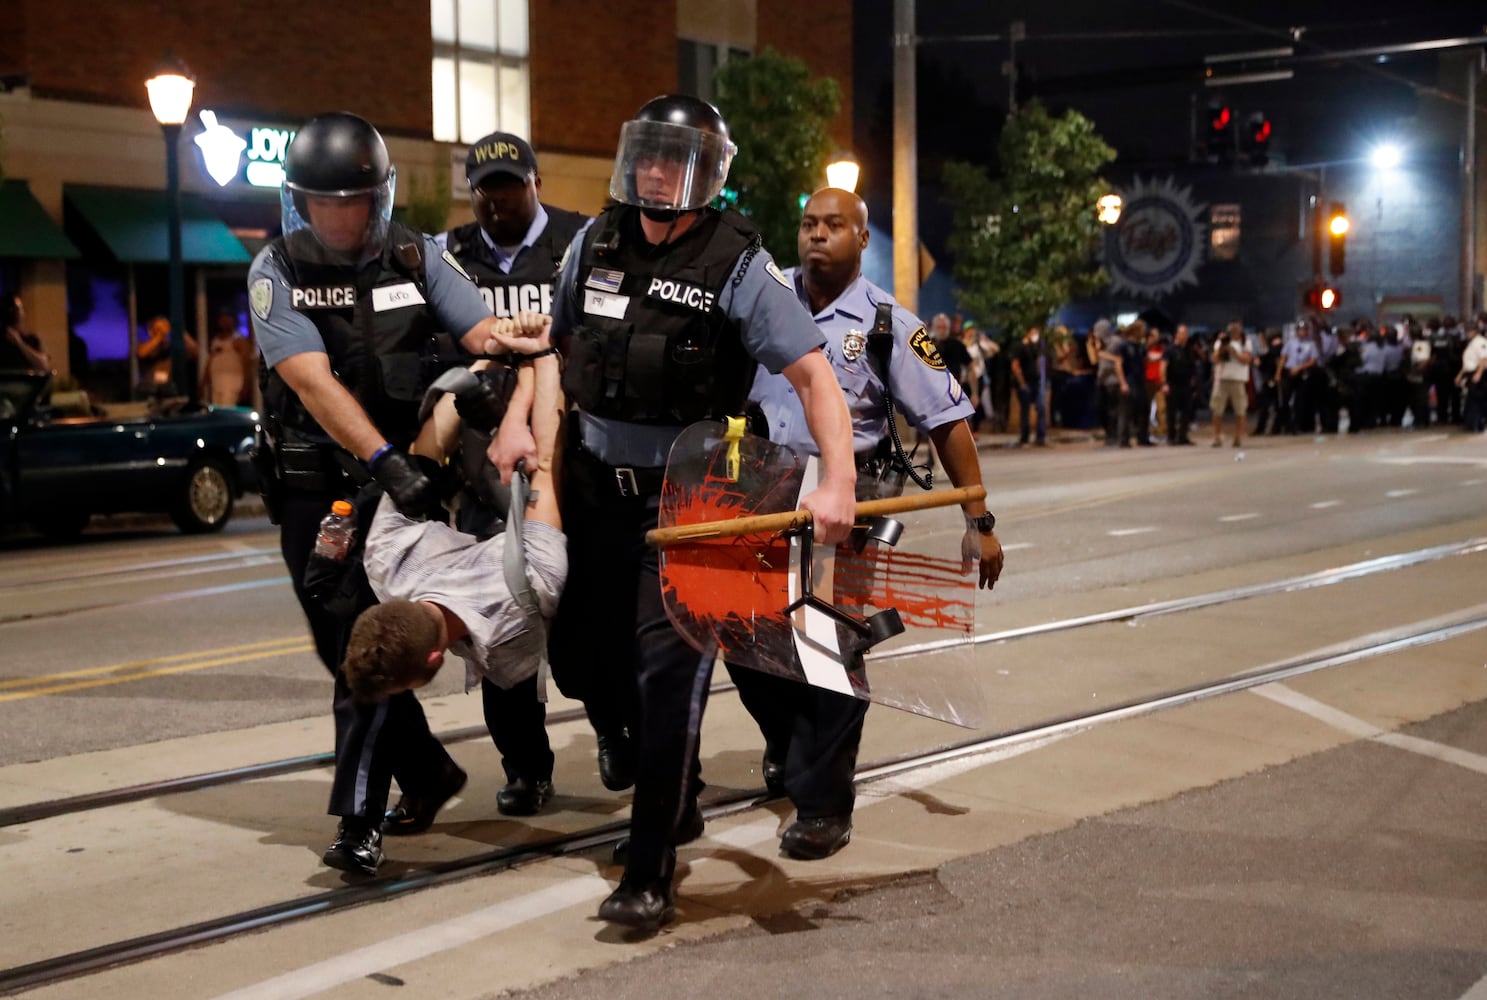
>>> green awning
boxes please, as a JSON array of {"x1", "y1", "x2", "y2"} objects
[
  {"x1": 65, "y1": 186, "x2": 252, "y2": 265},
  {"x1": 0, "y1": 181, "x2": 80, "y2": 259}
]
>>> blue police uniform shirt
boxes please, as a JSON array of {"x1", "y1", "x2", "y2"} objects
[
  {"x1": 1280, "y1": 336, "x2": 1320, "y2": 371},
  {"x1": 1357, "y1": 339, "x2": 1387, "y2": 375},
  {"x1": 1317, "y1": 329, "x2": 1339, "y2": 361},
  {"x1": 432, "y1": 204, "x2": 550, "y2": 276},
  {"x1": 1380, "y1": 339, "x2": 1406, "y2": 371},
  {"x1": 748, "y1": 270, "x2": 972, "y2": 455},
  {"x1": 551, "y1": 216, "x2": 828, "y2": 468},
  {"x1": 249, "y1": 233, "x2": 492, "y2": 369}
]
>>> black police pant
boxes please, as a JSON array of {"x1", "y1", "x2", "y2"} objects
[
  {"x1": 481, "y1": 674, "x2": 553, "y2": 784},
  {"x1": 548, "y1": 463, "x2": 705, "y2": 883},
  {"x1": 280, "y1": 491, "x2": 456, "y2": 821},
  {"x1": 729, "y1": 665, "x2": 865, "y2": 819}
]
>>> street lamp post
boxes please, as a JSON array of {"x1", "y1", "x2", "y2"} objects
[{"x1": 145, "y1": 53, "x2": 196, "y2": 402}]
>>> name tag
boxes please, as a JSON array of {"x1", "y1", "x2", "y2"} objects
[
  {"x1": 584, "y1": 290, "x2": 629, "y2": 320},
  {"x1": 372, "y1": 282, "x2": 426, "y2": 312}
]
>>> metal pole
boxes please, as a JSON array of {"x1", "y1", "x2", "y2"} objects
[
  {"x1": 1463, "y1": 57, "x2": 1477, "y2": 317},
  {"x1": 164, "y1": 122, "x2": 190, "y2": 402},
  {"x1": 892, "y1": 0, "x2": 918, "y2": 313}
]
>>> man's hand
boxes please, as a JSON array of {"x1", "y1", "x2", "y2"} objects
[
  {"x1": 481, "y1": 312, "x2": 553, "y2": 355},
  {"x1": 798, "y1": 479, "x2": 856, "y2": 547},
  {"x1": 488, "y1": 419, "x2": 537, "y2": 485},
  {"x1": 962, "y1": 528, "x2": 1005, "y2": 590},
  {"x1": 369, "y1": 448, "x2": 439, "y2": 517}
]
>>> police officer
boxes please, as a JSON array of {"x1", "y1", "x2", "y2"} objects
[
  {"x1": 434, "y1": 131, "x2": 589, "y2": 816},
  {"x1": 493, "y1": 95, "x2": 856, "y2": 930},
  {"x1": 737, "y1": 187, "x2": 1005, "y2": 861},
  {"x1": 1278, "y1": 322, "x2": 1321, "y2": 433},
  {"x1": 1426, "y1": 316, "x2": 1463, "y2": 426},
  {"x1": 248, "y1": 112, "x2": 515, "y2": 875}
]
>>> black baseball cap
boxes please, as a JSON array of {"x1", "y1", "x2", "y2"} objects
[{"x1": 465, "y1": 132, "x2": 538, "y2": 187}]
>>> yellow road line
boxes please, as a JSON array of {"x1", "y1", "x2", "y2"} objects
[
  {"x1": 0, "y1": 642, "x2": 315, "y2": 702},
  {"x1": 0, "y1": 637, "x2": 308, "y2": 691}
]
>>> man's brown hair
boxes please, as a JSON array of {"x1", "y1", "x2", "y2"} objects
[{"x1": 341, "y1": 599, "x2": 441, "y2": 702}]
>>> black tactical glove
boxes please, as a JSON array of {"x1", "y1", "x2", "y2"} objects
[{"x1": 368, "y1": 447, "x2": 439, "y2": 519}]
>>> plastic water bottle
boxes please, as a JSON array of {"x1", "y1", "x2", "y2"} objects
[{"x1": 313, "y1": 500, "x2": 355, "y2": 560}]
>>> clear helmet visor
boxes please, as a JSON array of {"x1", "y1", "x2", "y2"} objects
[
  {"x1": 280, "y1": 167, "x2": 397, "y2": 257},
  {"x1": 608, "y1": 120, "x2": 735, "y2": 212}
]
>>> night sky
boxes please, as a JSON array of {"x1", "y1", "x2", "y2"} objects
[{"x1": 851, "y1": 1, "x2": 1485, "y2": 255}]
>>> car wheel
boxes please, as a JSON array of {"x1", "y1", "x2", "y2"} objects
[
  {"x1": 172, "y1": 458, "x2": 234, "y2": 534},
  {"x1": 32, "y1": 510, "x2": 91, "y2": 540}
]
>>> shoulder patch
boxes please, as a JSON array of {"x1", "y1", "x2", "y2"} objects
[
  {"x1": 441, "y1": 249, "x2": 474, "y2": 282},
  {"x1": 764, "y1": 260, "x2": 791, "y2": 288},
  {"x1": 908, "y1": 327, "x2": 946, "y2": 370},
  {"x1": 249, "y1": 278, "x2": 273, "y2": 322}
]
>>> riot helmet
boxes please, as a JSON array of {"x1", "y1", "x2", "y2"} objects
[
  {"x1": 280, "y1": 112, "x2": 396, "y2": 257},
  {"x1": 608, "y1": 95, "x2": 736, "y2": 215}
]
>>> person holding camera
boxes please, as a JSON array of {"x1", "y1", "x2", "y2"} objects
[{"x1": 1210, "y1": 321, "x2": 1253, "y2": 448}]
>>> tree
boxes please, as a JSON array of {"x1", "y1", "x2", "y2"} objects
[
  {"x1": 713, "y1": 48, "x2": 841, "y2": 265},
  {"x1": 393, "y1": 168, "x2": 452, "y2": 236},
  {"x1": 945, "y1": 102, "x2": 1116, "y2": 339}
]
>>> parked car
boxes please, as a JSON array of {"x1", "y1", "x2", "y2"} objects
[{"x1": 0, "y1": 370, "x2": 260, "y2": 537}]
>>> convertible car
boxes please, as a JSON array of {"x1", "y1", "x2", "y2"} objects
[{"x1": 0, "y1": 370, "x2": 260, "y2": 538}]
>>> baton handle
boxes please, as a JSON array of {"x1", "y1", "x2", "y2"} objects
[{"x1": 645, "y1": 484, "x2": 987, "y2": 547}]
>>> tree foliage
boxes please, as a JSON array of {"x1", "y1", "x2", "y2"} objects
[
  {"x1": 713, "y1": 48, "x2": 841, "y2": 265},
  {"x1": 945, "y1": 102, "x2": 1116, "y2": 339}
]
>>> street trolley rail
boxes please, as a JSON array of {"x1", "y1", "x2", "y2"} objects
[
  {"x1": 3, "y1": 535, "x2": 1483, "y2": 832},
  {"x1": 3, "y1": 603, "x2": 1484, "y2": 997}
]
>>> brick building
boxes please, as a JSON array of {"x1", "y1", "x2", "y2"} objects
[{"x1": 0, "y1": 0, "x2": 852, "y2": 395}]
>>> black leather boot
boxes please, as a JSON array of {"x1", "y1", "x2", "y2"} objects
[
  {"x1": 322, "y1": 819, "x2": 383, "y2": 875},
  {"x1": 597, "y1": 876, "x2": 675, "y2": 930},
  {"x1": 496, "y1": 777, "x2": 554, "y2": 816},
  {"x1": 780, "y1": 815, "x2": 852, "y2": 860}
]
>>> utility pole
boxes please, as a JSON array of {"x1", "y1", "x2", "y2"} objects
[
  {"x1": 1463, "y1": 54, "x2": 1479, "y2": 317},
  {"x1": 893, "y1": 0, "x2": 918, "y2": 312}
]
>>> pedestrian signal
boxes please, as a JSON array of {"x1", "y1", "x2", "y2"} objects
[{"x1": 1327, "y1": 202, "x2": 1347, "y2": 275}]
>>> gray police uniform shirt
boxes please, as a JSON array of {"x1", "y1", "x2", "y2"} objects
[
  {"x1": 248, "y1": 234, "x2": 493, "y2": 370},
  {"x1": 1280, "y1": 337, "x2": 1320, "y2": 372},
  {"x1": 749, "y1": 270, "x2": 973, "y2": 455},
  {"x1": 551, "y1": 216, "x2": 828, "y2": 468},
  {"x1": 362, "y1": 497, "x2": 567, "y2": 690}
]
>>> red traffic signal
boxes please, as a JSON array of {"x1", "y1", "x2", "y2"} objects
[
  {"x1": 1209, "y1": 105, "x2": 1232, "y2": 131},
  {"x1": 1304, "y1": 285, "x2": 1341, "y2": 310}
]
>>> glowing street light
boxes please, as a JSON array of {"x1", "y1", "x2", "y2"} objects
[
  {"x1": 1097, "y1": 193, "x2": 1123, "y2": 225},
  {"x1": 1370, "y1": 143, "x2": 1403, "y2": 170},
  {"x1": 826, "y1": 151, "x2": 860, "y2": 193},
  {"x1": 146, "y1": 51, "x2": 196, "y2": 403}
]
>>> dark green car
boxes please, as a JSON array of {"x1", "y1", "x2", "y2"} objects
[{"x1": 0, "y1": 371, "x2": 260, "y2": 538}]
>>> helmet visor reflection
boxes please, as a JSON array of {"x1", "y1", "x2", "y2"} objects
[
  {"x1": 280, "y1": 168, "x2": 397, "y2": 256},
  {"x1": 608, "y1": 120, "x2": 735, "y2": 211}
]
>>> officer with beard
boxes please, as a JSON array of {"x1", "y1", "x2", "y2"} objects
[
  {"x1": 434, "y1": 132, "x2": 589, "y2": 816},
  {"x1": 248, "y1": 112, "x2": 518, "y2": 875},
  {"x1": 491, "y1": 94, "x2": 857, "y2": 930}
]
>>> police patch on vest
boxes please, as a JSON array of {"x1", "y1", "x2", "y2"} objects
[
  {"x1": 441, "y1": 249, "x2": 473, "y2": 282},
  {"x1": 841, "y1": 329, "x2": 866, "y2": 361},
  {"x1": 908, "y1": 327, "x2": 945, "y2": 370},
  {"x1": 250, "y1": 278, "x2": 273, "y2": 322},
  {"x1": 646, "y1": 277, "x2": 716, "y2": 312},
  {"x1": 290, "y1": 285, "x2": 357, "y2": 310}
]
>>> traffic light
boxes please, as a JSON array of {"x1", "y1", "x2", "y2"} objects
[
  {"x1": 1327, "y1": 202, "x2": 1348, "y2": 275},
  {"x1": 1304, "y1": 284, "x2": 1341, "y2": 310},
  {"x1": 1205, "y1": 102, "x2": 1234, "y2": 162},
  {"x1": 1243, "y1": 112, "x2": 1271, "y2": 166}
]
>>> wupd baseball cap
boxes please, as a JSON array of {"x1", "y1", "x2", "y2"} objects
[{"x1": 466, "y1": 132, "x2": 538, "y2": 187}]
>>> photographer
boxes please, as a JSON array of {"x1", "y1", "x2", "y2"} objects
[{"x1": 1210, "y1": 321, "x2": 1253, "y2": 448}]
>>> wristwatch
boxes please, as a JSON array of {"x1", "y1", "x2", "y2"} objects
[{"x1": 967, "y1": 511, "x2": 996, "y2": 534}]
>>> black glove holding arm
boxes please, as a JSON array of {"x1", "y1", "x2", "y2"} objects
[{"x1": 367, "y1": 445, "x2": 439, "y2": 518}]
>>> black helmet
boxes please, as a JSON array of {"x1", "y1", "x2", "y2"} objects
[
  {"x1": 280, "y1": 112, "x2": 397, "y2": 257},
  {"x1": 609, "y1": 94, "x2": 736, "y2": 212}
]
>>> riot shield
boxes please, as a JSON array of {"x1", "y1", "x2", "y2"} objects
[{"x1": 655, "y1": 421, "x2": 984, "y2": 728}]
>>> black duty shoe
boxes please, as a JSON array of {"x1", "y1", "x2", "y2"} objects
[
  {"x1": 611, "y1": 807, "x2": 704, "y2": 866},
  {"x1": 780, "y1": 815, "x2": 852, "y2": 861},
  {"x1": 496, "y1": 777, "x2": 554, "y2": 817},
  {"x1": 322, "y1": 820, "x2": 382, "y2": 876},
  {"x1": 762, "y1": 753, "x2": 786, "y2": 796},
  {"x1": 383, "y1": 764, "x2": 468, "y2": 837},
  {"x1": 596, "y1": 730, "x2": 635, "y2": 792},
  {"x1": 597, "y1": 876, "x2": 676, "y2": 931}
]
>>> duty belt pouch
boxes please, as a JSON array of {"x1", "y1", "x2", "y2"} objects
[
  {"x1": 303, "y1": 482, "x2": 382, "y2": 623},
  {"x1": 278, "y1": 441, "x2": 335, "y2": 492},
  {"x1": 250, "y1": 430, "x2": 285, "y2": 525}
]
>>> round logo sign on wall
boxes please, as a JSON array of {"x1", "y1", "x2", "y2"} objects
[{"x1": 1105, "y1": 176, "x2": 1208, "y2": 299}]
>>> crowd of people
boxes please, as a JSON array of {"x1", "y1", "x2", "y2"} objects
[{"x1": 248, "y1": 100, "x2": 1002, "y2": 935}]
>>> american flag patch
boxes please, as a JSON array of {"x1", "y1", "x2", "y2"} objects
[{"x1": 585, "y1": 268, "x2": 624, "y2": 293}]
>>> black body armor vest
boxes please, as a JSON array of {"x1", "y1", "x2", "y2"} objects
[
  {"x1": 443, "y1": 206, "x2": 586, "y2": 318},
  {"x1": 562, "y1": 204, "x2": 761, "y2": 425},
  {"x1": 262, "y1": 221, "x2": 440, "y2": 447}
]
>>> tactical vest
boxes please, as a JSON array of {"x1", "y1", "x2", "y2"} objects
[
  {"x1": 262, "y1": 221, "x2": 440, "y2": 447},
  {"x1": 562, "y1": 204, "x2": 760, "y2": 424},
  {"x1": 443, "y1": 206, "x2": 586, "y2": 318}
]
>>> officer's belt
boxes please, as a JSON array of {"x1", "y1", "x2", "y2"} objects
[
  {"x1": 277, "y1": 441, "x2": 370, "y2": 494},
  {"x1": 569, "y1": 443, "x2": 664, "y2": 499}
]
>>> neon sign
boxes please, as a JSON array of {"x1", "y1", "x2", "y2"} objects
[{"x1": 191, "y1": 111, "x2": 297, "y2": 189}]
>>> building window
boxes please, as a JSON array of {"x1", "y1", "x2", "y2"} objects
[
  {"x1": 432, "y1": 0, "x2": 530, "y2": 143},
  {"x1": 677, "y1": 40, "x2": 749, "y2": 104},
  {"x1": 1209, "y1": 203, "x2": 1241, "y2": 262}
]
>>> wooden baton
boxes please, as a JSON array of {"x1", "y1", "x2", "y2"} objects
[{"x1": 645, "y1": 484, "x2": 987, "y2": 547}]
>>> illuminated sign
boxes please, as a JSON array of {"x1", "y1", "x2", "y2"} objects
[{"x1": 191, "y1": 112, "x2": 296, "y2": 189}]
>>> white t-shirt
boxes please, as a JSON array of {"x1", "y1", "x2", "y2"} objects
[{"x1": 1462, "y1": 334, "x2": 1487, "y2": 377}]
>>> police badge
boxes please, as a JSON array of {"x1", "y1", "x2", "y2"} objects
[
  {"x1": 841, "y1": 329, "x2": 867, "y2": 362},
  {"x1": 249, "y1": 277, "x2": 273, "y2": 322}
]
